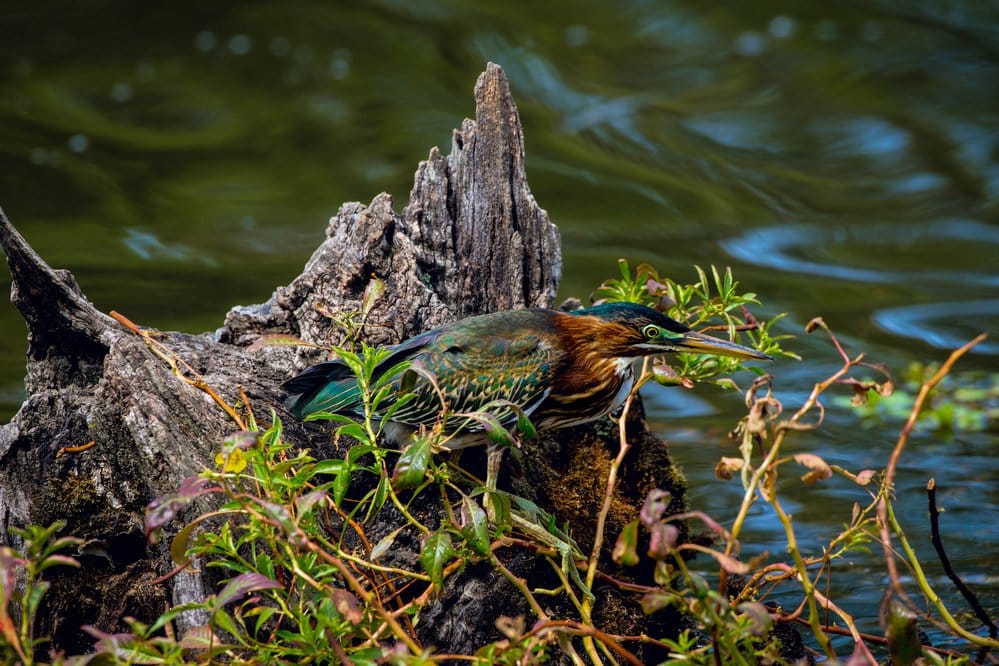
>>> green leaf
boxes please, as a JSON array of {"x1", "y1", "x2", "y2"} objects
[
  {"x1": 392, "y1": 433, "x2": 433, "y2": 490},
  {"x1": 211, "y1": 607, "x2": 243, "y2": 641},
  {"x1": 459, "y1": 497, "x2": 491, "y2": 556},
  {"x1": 612, "y1": 519, "x2": 640, "y2": 566},
  {"x1": 333, "y1": 464, "x2": 352, "y2": 506},
  {"x1": 485, "y1": 491, "x2": 511, "y2": 529},
  {"x1": 364, "y1": 475, "x2": 389, "y2": 523},
  {"x1": 170, "y1": 520, "x2": 201, "y2": 566},
  {"x1": 336, "y1": 422, "x2": 370, "y2": 443},
  {"x1": 419, "y1": 530, "x2": 454, "y2": 589},
  {"x1": 25, "y1": 580, "x2": 49, "y2": 621}
]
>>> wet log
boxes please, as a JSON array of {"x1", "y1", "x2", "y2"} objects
[{"x1": 0, "y1": 63, "x2": 684, "y2": 661}]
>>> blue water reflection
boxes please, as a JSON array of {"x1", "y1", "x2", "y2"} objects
[
  {"x1": 875, "y1": 300, "x2": 999, "y2": 355},
  {"x1": 722, "y1": 220, "x2": 999, "y2": 287}
]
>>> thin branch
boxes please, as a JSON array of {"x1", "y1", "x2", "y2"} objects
[{"x1": 927, "y1": 479, "x2": 997, "y2": 640}]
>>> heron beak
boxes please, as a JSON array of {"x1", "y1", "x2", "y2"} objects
[{"x1": 668, "y1": 330, "x2": 773, "y2": 361}]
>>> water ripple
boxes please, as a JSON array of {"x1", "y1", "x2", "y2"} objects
[
  {"x1": 873, "y1": 299, "x2": 999, "y2": 355},
  {"x1": 721, "y1": 220, "x2": 999, "y2": 287}
]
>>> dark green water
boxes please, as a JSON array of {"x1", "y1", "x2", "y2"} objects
[{"x1": 2, "y1": 0, "x2": 996, "y2": 655}]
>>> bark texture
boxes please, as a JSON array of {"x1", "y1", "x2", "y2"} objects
[{"x1": 0, "y1": 63, "x2": 685, "y2": 662}]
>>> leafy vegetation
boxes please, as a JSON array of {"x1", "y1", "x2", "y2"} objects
[{"x1": 1, "y1": 262, "x2": 994, "y2": 664}]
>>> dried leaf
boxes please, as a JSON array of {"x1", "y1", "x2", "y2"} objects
[
  {"x1": 370, "y1": 525, "x2": 404, "y2": 561},
  {"x1": 495, "y1": 615, "x2": 525, "y2": 641},
  {"x1": 361, "y1": 277, "x2": 386, "y2": 316},
  {"x1": 715, "y1": 456, "x2": 744, "y2": 481},
  {"x1": 794, "y1": 453, "x2": 832, "y2": 484},
  {"x1": 805, "y1": 317, "x2": 825, "y2": 333}
]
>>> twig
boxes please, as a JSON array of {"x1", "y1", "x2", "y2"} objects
[
  {"x1": 526, "y1": 620, "x2": 646, "y2": 666},
  {"x1": 878, "y1": 333, "x2": 999, "y2": 649},
  {"x1": 110, "y1": 310, "x2": 247, "y2": 430},
  {"x1": 927, "y1": 479, "x2": 998, "y2": 640}
]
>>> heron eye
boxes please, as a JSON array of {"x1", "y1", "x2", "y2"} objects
[{"x1": 642, "y1": 324, "x2": 661, "y2": 339}]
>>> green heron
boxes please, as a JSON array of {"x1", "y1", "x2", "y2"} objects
[{"x1": 283, "y1": 302, "x2": 771, "y2": 491}]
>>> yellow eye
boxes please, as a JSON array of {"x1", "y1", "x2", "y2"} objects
[{"x1": 642, "y1": 324, "x2": 661, "y2": 339}]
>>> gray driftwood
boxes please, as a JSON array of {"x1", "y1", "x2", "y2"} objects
[{"x1": 0, "y1": 63, "x2": 684, "y2": 661}]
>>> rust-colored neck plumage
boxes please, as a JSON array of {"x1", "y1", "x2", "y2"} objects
[{"x1": 528, "y1": 312, "x2": 641, "y2": 430}]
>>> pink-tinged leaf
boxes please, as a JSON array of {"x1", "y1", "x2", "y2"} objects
[
  {"x1": 612, "y1": 519, "x2": 640, "y2": 567},
  {"x1": 0, "y1": 608, "x2": 23, "y2": 662},
  {"x1": 331, "y1": 588, "x2": 363, "y2": 624},
  {"x1": 678, "y1": 544, "x2": 750, "y2": 574},
  {"x1": 639, "y1": 489, "x2": 671, "y2": 529},
  {"x1": 215, "y1": 573, "x2": 281, "y2": 610},
  {"x1": 737, "y1": 602, "x2": 773, "y2": 636},
  {"x1": 794, "y1": 453, "x2": 832, "y2": 484},
  {"x1": 254, "y1": 499, "x2": 295, "y2": 534},
  {"x1": 472, "y1": 412, "x2": 516, "y2": 448},
  {"x1": 37, "y1": 554, "x2": 80, "y2": 572},
  {"x1": 222, "y1": 430, "x2": 257, "y2": 451},
  {"x1": 179, "y1": 625, "x2": 220, "y2": 649},
  {"x1": 294, "y1": 489, "x2": 327, "y2": 517},
  {"x1": 145, "y1": 476, "x2": 215, "y2": 541},
  {"x1": 855, "y1": 469, "x2": 877, "y2": 486},
  {"x1": 715, "y1": 457, "x2": 744, "y2": 481},
  {"x1": 681, "y1": 510, "x2": 727, "y2": 537},
  {"x1": 641, "y1": 590, "x2": 677, "y2": 615},
  {"x1": 647, "y1": 523, "x2": 679, "y2": 560}
]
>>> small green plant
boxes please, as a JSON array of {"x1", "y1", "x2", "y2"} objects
[
  {"x1": 593, "y1": 260, "x2": 797, "y2": 387},
  {"x1": 12, "y1": 261, "x2": 993, "y2": 664},
  {"x1": 0, "y1": 521, "x2": 81, "y2": 665}
]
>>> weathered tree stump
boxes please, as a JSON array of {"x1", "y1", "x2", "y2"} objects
[{"x1": 0, "y1": 63, "x2": 684, "y2": 661}]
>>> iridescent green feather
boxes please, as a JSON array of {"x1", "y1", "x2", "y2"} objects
[{"x1": 283, "y1": 310, "x2": 560, "y2": 431}]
